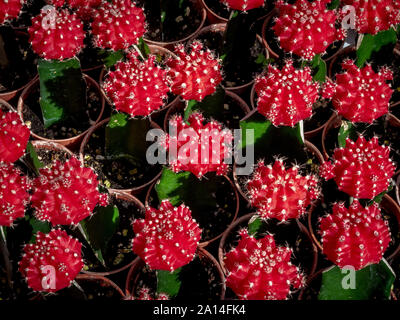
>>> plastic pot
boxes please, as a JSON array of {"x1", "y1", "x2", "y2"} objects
[
  {"x1": 17, "y1": 74, "x2": 105, "y2": 151},
  {"x1": 145, "y1": 174, "x2": 240, "y2": 248},
  {"x1": 143, "y1": 1, "x2": 207, "y2": 51},
  {"x1": 79, "y1": 118, "x2": 163, "y2": 195},
  {"x1": 81, "y1": 190, "x2": 145, "y2": 277},
  {"x1": 0, "y1": 30, "x2": 38, "y2": 102},
  {"x1": 194, "y1": 23, "x2": 269, "y2": 95},
  {"x1": 124, "y1": 247, "x2": 226, "y2": 300}
]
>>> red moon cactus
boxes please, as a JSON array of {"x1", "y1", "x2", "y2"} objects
[{"x1": 19, "y1": 229, "x2": 84, "y2": 292}]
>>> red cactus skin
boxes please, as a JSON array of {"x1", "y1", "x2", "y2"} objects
[
  {"x1": 103, "y1": 53, "x2": 170, "y2": 117},
  {"x1": 91, "y1": 0, "x2": 146, "y2": 51},
  {"x1": 166, "y1": 41, "x2": 223, "y2": 101},
  {"x1": 19, "y1": 229, "x2": 84, "y2": 292},
  {"x1": 224, "y1": 230, "x2": 304, "y2": 300},
  {"x1": 0, "y1": 0, "x2": 25, "y2": 24},
  {"x1": 273, "y1": 0, "x2": 345, "y2": 60},
  {"x1": 319, "y1": 200, "x2": 391, "y2": 270},
  {"x1": 246, "y1": 160, "x2": 320, "y2": 221},
  {"x1": 31, "y1": 156, "x2": 108, "y2": 226},
  {"x1": 322, "y1": 60, "x2": 393, "y2": 123},
  {"x1": 0, "y1": 109, "x2": 30, "y2": 163},
  {"x1": 341, "y1": 0, "x2": 400, "y2": 35},
  {"x1": 220, "y1": 0, "x2": 265, "y2": 11},
  {"x1": 28, "y1": 8, "x2": 85, "y2": 60},
  {"x1": 132, "y1": 200, "x2": 202, "y2": 272},
  {"x1": 255, "y1": 60, "x2": 320, "y2": 127},
  {"x1": 0, "y1": 162, "x2": 30, "y2": 227},
  {"x1": 164, "y1": 112, "x2": 233, "y2": 179},
  {"x1": 320, "y1": 136, "x2": 396, "y2": 199},
  {"x1": 50, "y1": 0, "x2": 102, "y2": 20}
]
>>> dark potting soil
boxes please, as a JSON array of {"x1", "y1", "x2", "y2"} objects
[
  {"x1": 0, "y1": 27, "x2": 37, "y2": 92},
  {"x1": 167, "y1": 94, "x2": 248, "y2": 129},
  {"x1": 305, "y1": 100, "x2": 334, "y2": 133},
  {"x1": 83, "y1": 123, "x2": 162, "y2": 190},
  {"x1": 43, "y1": 278, "x2": 123, "y2": 301},
  {"x1": 80, "y1": 194, "x2": 145, "y2": 273},
  {"x1": 22, "y1": 82, "x2": 102, "y2": 140},
  {"x1": 204, "y1": 0, "x2": 230, "y2": 19},
  {"x1": 147, "y1": 175, "x2": 237, "y2": 243},
  {"x1": 132, "y1": 254, "x2": 223, "y2": 300},
  {"x1": 137, "y1": 0, "x2": 202, "y2": 43},
  {"x1": 194, "y1": 26, "x2": 265, "y2": 88},
  {"x1": 221, "y1": 215, "x2": 316, "y2": 300}
]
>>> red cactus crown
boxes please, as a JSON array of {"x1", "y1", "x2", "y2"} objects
[
  {"x1": 31, "y1": 156, "x2": 108, "y2": 226},
  {"x1": 320, "y1": 136, "x2": 396, "y2": 199},
  {"x1": 166, "y1": 41, "x2": 223, "y2": 101},
  {"x1": 103, "y1": 53, "x2": 170, "y2": 117},
  {"x1": 224, "y1": 230, "x2": 304, "y2": 300},
  {"x1": 221, "y1": 0, "x2": 265, "y2": 11},
  {"x1": 255, "y1": 60, "x2": 320, "y2": 127},
  {"x1": 273, "y1": 0, "x2": 345, "y2": 60},
  {"x1": 164, "y1": 112, "x2": 233, "y2": 179},
  {"x1": 91, "y1": 0, "x2": 146, "y2": 51},
  {"x1": 0, "y1": 162, "x2": 30, "y2": 227},
  {"x1": 247, "y1": 160, "x2": 320, "y2": 221},
  {"x1": 29, "y1": 8, "x2": 85, "y2": 60},
  {"x1": 341, "y1": 0, "x2": 400, "y2": 35},
  {"x1": 0, "y1": 0, "x2": 25, "y2": 24},
  {"x1": 19, "y1": 229, "x2": 84, "y2": 292},
  {"x1": 319, "y1": 200, "x2": 391, "y2": 270},
  {"x1": 0, "y1": 108, "x2": 30, "y2": 163},
  {"x1": 322, "y1": 60, "x2": 393, "y2": 123},
  {"x1": 132, "y1": 200, "x2": 202, "y2": 271}
]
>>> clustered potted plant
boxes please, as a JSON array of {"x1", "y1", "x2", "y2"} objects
[{"x1": 0, "y1": 0, "x2": 400, "y2": 302}]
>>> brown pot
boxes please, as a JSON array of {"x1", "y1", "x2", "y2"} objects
[
  {"x1": 250, "y1": 82, "x2": 334, "y2": 139},
  {"x1": 98, "y1": 44, "x2": 181, "y2": 120},
  {"x1": 233, "y1": 139, "x2": 324, "y2": 202},
  {"x1": 199, "y1": 0, "x2": 228, "y2": 24},
  {"x1": 395, "y1": 170, "x2": 400, "y2": 207},
  {"x1": 81, "y1": 190, "x2": 145, "y2": 277},
  {"x1": 124, "y1": 247, "x2": 226, "y2": 300},
  {"x1": 218, "y1": 213, "x2": 318, "y2": 293},
  {"x1": 75, "y1": 273, "x2": 126, "y2": 299},
  {"x1": 195, "y1": 23, "x2": 269, "y2": 95},
  {"x1": 163, "y1": 89, "x2": 252, "y2": 132},
  {"x1": 262, "y1": 9, "x2": 347, "y2": 64},
  {"x1": 387, "y1": 101, "x2": 400, "y2": 127},
  {"x1": 307, "y1": 194, "x2": 400, "y2": 262},
  {"x1": 320, "y1": 113, "x2": 342, "y2": 160},
  {"x1": 79, "y1": 118, "x2": 163, "y2": 195},
  {"x1": 143, "y1": 1, "x2": 207, "y2": 51},
  {"x1": 0, "y1": 99, "x2": 16, "y2": 112},
  {"x1": 145, "y1": 175, "x2": 240, "y2": 248},
  {"x1": 17, "y1": 74, "x2": 105, "y2": 151},
  {"x1": 0, "y1": 31, "x2": 38, "y2": 102},
  {"x1": 30, "y1": 140, "x2": 74, "y2": 159}
]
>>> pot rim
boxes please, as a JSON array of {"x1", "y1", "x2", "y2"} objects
[
  {"x1": 124, "y1": 246, "x2": 226, "y2": 300},
  {"x1": 17, "y1": 74, "x2": 105, "y2": 148},
  {"x1": 79, "y1": 117, "x2": 163, "y2": 195},
  {"x1": 199, "y1": 0, "x2": 228, "y2": 24},
  {"x1": 75, "y1": 273, "x2": 126, "y2": 299}
]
